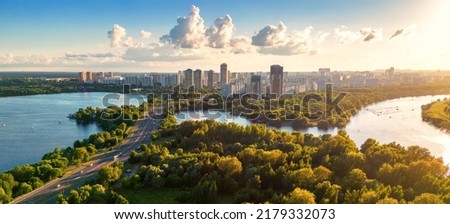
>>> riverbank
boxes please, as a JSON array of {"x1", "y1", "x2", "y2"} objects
[
  {"x1": 422, "y1": 99, "x2": 450, "y2": 132},
  {"x1": 208, "y1": 81, "x2": 450, "y2": 129},
  {"x1": 0, "y1": 104, "x2": 139, "y2": 204},
  {"x1": 0, "y1": 79, "x2": 123, "y2": 98},
  {"x1": 177, "y1": 94, "x2": 450, "y2": 165}
]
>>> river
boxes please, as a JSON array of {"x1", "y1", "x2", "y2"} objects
[
  {"x1": 177, "y1": 94, "x2": 450, "y2": 166},
  {"x1": 1, "y1": 93, "x2": 449, "y2": 172},
  {"x1": 0, "y1": 92, "x2": 141, "y2": 172}
]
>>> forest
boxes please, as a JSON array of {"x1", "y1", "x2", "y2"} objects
[
  {"x1": 230, "y1": 82, "x2": 450, "y2": 129},
  {"x1": 60, "y1": 116, "x2": 450, "y2": 204}
]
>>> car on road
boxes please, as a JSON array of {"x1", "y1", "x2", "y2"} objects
[{"x1": 56, "y1": 184, "x2": 61, "y2": 188}]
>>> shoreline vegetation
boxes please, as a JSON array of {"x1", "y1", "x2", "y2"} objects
[
  {"x1": 2, "y1": 80, "x2": 450, "y2": 203},
  {"x1": 0, "y1": 79, "x2": 123, "y2": 97},
  {"x1": 421, "y1": 98, "x2": 450, "y2": 132},
  {"x1": 0, "y1": 105, "x2": 141, "y2": 204},
  {"x1": 174, "y1": 81, "x2": 450, "y2": 129},
  {"x1": 60, "y1": 116, "x2": 450, "y2": 204}
]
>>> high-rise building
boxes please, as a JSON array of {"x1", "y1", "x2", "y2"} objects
[
  {"x1": 86, "y1": 71, "x2": 94, "y2": 81},
  {"x1": 79, "y1": 71, "x2": 87, "y2": 82},
  {"x1": 386, "y1": 67, "x2": 395, "y2": 80},
  {"x1": 220, "y1": 63, "x2": 228, "y2": 86},
  {"x1": 270, "y1": 65, "x2": 284, "y2": 96},
  {"x1": 184, "y1": 69, "x2": 193, "y2": 87},
  {"x1": 250, "y1": 74, "x2": 262, "y2": 95},
  {"x1": 207, "y1": 70, "x2": 215, "y2": 89},
  {"x1": 194, "y1": 69, "x2": 202, "y2": 89}
]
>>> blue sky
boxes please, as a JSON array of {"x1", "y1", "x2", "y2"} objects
[{"x1": 0, "y1": 0, "x2": 448, "y2": 71}]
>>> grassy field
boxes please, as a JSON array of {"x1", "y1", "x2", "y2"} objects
[
  {"x1": 422, "y1": 99, "x2": 450, "y2": 131},
  {"x1": 425, "y1": 100, "x2": 450, "y2": 120}
]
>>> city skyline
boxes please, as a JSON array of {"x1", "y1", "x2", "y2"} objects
[{"x1": 0, "y1": 0, "x2": 449, "y2": 72}]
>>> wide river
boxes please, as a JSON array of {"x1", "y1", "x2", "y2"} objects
[
  {"x1": 177, "y1": 94, "x2": 450, "y2": 166},
  {"x1": 1, "y1": 92, "x2": 449, "y2": 172},
  {"x1": 0, "y1": 92, "x2": 143, "y2": 172}
]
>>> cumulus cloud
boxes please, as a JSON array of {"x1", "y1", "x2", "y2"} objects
[
  {"x1": 123, "y1": 37, "x2": 135, "y2": 47},
  {"x1": 102, "y1": 6, "x2": 332, "y2": 60},
  {"x1": 229, "y1": 36, "x2": 257, "y2": 54},
  {"x1": 107, "y1": 24, "x2": 127, "y2": 48},
  {"x1": 206, "y1": 15, "x2": 234, "y2": 48},
  {"x1": 140, "y1": 30, "x2": 152, "y2": 39},
  {"x1": 252, "y1": 22, "x2": 288, "y2": 46},
  {"x1": 160, "y1": 5, "x2": 207, "y2": 48},
  {"x1": 335, "y1": 26, "x2": 383, "y2": 44},
  {"x1": 390, "y1": 25, "x2": 416, "y2": 40},
  {"x1": 251, "y1": 23, "x2": 327, "y2": 55}
]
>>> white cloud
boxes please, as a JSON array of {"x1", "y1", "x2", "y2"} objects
[
  {"x1": 0, "y1": 53, "x2": 16, "y2": 64},
  {"x1": 252, "y1": 23, "x2": 327, "y2": 55},
  {"x1": 140, "y1": 30, "x2": 152, "y2": 39},
  {"x1": 123, "y1": 43, "x2": 206, "y2": 61},
  {"x1": 65, "y1": 52, "x2": 116, "y2": 58},
  {"x1": 229, "y1": 36, "x2": 257, "y2": 54},
  {"x1": 0, "y1": 53, "x2": 54, "y2": 65},
  {"x1": 390, "y1": 24, "x2": 416, "y2": 40},
  {"x1": 252, "y1": 22, "x2": 288, "y2": 47},
  {"x1": 335, "y1": 26, "x2": 383, "y2": 44},
  {"x1": 206, "y1": 15, "x2": 234, "y2": 48},
  {"x1": 123, "y1": 37, "x2": 135, "y2": 48},
  {"x1": 360, "y1": 27, "x2": 383, "y2": 42},
  {"x1": 107, "y1": 24, "x2": 127, "y2": 48},
  {"x1": 334, "y1": 26, "x2": 361, "y2": 44},
  {"x1": 160, "y1": 5, "x2": 207, "y2": 48}
]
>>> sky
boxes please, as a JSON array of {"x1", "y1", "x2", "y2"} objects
[{"x1": 0, "y1": 0, "x2": 449, "y2": 72}]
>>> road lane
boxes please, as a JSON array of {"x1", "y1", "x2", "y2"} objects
[{"x1": 12, "y1": 117, "x2": 160, "y2": 204}]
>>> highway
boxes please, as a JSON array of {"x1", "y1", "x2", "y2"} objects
[{"x1": 12, "y1": 116, "x2": 160, "y2": 204}]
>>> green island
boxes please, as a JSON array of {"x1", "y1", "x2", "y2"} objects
[
  {"x1": 178, "y1": 81, "x2": 450, "y2": 129},
  {"x1": 421, "y1": 98, "x2": 450, "y2": 132},
  {"x1": 57, "y1": 116, "x2": 450, "y2": 204}
]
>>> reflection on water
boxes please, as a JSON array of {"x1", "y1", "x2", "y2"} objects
[{"x1": 177, "y1": 94, "x2": 450, "y2": 165}]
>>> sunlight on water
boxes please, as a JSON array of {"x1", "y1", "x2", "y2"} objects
[{"x1": 177, "y1": 94, "x2": 450, "y2": 165}]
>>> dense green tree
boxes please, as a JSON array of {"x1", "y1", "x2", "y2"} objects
[
  {"x1": 121, "y1": 119, "x2": 450, "y2": 204},
  {"x1": 412, "y1": 193, "x2": 444, "y2": 204},
  {"x1": 217, "y1": 157, "x2": 243, "y2": 177},
  {"x1": 284, "y1": 188, "x2": 316, "y2": 204},
  {"x1": 96, "y1": 162, "x2": 123, "y2": 187}
]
